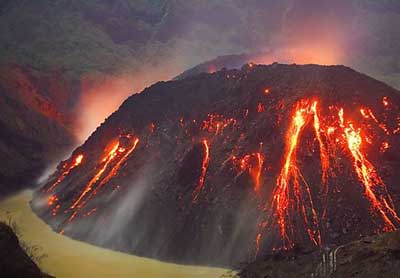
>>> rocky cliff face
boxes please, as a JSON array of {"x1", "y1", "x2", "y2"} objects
[
  {"x1": 33, "y1": 64, "x2": 400, "y2": 266},
  {"x1": 239, "y1": 230, "x2": 400, "y2": 278}
]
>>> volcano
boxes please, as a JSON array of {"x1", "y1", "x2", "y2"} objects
[{"x1": 32, "y1": 63, "x2": 400, "y2": 266}]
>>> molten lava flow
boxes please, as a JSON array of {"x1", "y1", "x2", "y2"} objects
[
  {"x1": 269, "y1": 101, "x2": 321, "y2": 248},
  {"x1": 255, "y1": 233, "x2": 262, "y2": 257},
  {"x1": 202, "y1": 114, "x2": 236, "y2": 135},
  {"x1": 233, "y1": 152, "x2": 265, "y2": 192},
  {"x1": 340, "y1": 109, "x2": 400, "y2": 230},
  {"x1": 360, "y1": 107, "x2": 390, "y2": 135},
  {"x1": 69, "y1": 136, "x2": 140, "y2": 214},
  {"x1": 253, "y1": 153, "x2": 264, "y2": 192},
  {"x1": 47, "y1": 154, "x2": 84, "y2": 192},
  {"x1": 91, "y1": 138, "x2": 139, "y2": 197},
  {"x1": 48, "y1": 195, "x2": 58, "y2": 206},
  {"x1": 47, "y1": 194, "x2": 62, "y2": 216},
  {"x1": 84, "y1": 208, "x2": 97, "y2": 217},
  {"x1": 70, "y1": 142, "x2": 120, "y2": 209},
  {"x1": 193, "y1": 140, "x2": 210, "y2": 201},
  {"x1": 264, "y1": 102, "x2": 399, "y2": 249},
  {"x1": 257, "y1": 103, "x2": 264, "y2": 113},
  {"x1": 311, "y1": 101, "x2": 330, "y2": 186}
]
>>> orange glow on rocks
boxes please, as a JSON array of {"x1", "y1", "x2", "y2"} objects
[
  {"x1": 92, "y1": 138, "x2": 139, "y2": 196},
  {"x1": 193, "y1": 140, "x2": 210, "y2": 201},
  {"x1": 253, "y1": 153, "x2": 264, "y2": 192},
  {"x1": 255, "y1": 233, "x2": 262, "y2": 257},
  {"x1": 257, "y1": 103, "x2": 264, "y2": 113},
  {"x1": 66, "y1": 135, "x2": 140, "y2": 223},
  {"x1": 71, "y1": 142, "x2": 120, "y2": 209},
  {"x1": 47, "y1": 195, "x2": 58, "y2": 206},
  {"x1": 268, "y1": 100, "x2": 321, "y2": 248},
  {"x1": 360, "y1": 107, "x2": 390, "y2": 135},
  {"x1": 311, "y1": 101, "x2": 330, "y2": 186},
  {"x1": 232, "y1": 152, "x2": 265, "y2": 192},
  {"x1": 202, "y1": 114, "x2": 236, "y2": 135},
  {"x1": 382, "y1": 97, "x2": 389, "y2": 107},
  {"x1": 340, "y1": 110, "x2": 400, "y2": 231},
  {"x1": 47, "y1": 154, "x2": 84, "y2": 192},
  {"x1": 261, "y1": 100, "x2": 400, "y2": 249},
  {"x1": 380, "y1": 141, "x2": 390, "y2": 153}
]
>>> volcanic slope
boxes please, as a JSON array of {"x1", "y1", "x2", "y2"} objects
[{"x1": 33, "y1": 64, "x2": 400, "y2": 266}]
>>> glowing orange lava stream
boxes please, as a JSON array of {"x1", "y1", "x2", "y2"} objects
[
  {"x1": 70, "y1": 142, "x2": 120, "y2": 209},
  {"x1": 46, "y1": 154, "x2": 84, "y2": 192},
  {"x1": 98, "y1": 138, "x2": 139, "y2": 189},
  {"x1": 193, "y1": 140, "x2": 210, "y2": 201},
  {"x1": 340, "y1": 109, "x2": 400, "y2": 230},
  {"x1": 252, "y1": 153, "x2": 264, "y2": 192},
  {"x1": 67, "y1": 136, "x2": 140, "y2": 222},
  {"x1": 233, "y1": 152, "x2": 265, "y2": 192},
  {"x1": 311, "y1": 101, "x2": 329, "y2": 186},
  {"x1": 80, "y1": 137, "x2": 140, "y2": 207},
  {"x1": 257, "y1": 99, "x2": 400, "y2": 252},
  {"x1": 269, "y1": 101, "x2": 321, "y2": 248}
]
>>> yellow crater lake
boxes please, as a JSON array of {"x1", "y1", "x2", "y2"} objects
[{"x1": 0, "y1": 191, "x2": 232, "y2": 278}]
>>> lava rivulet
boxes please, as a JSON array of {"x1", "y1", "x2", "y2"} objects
[
  {"x1": 259, "y1": 99, "x2": 399, "y2": 250},
  {"x1": 360, "y1": 107, "x2": 390, "y2": 135},
  {"x1": 46, "y1": 154, "x2": 84, "y2": 192},
  {"x1": 70, "y1": 135, "x2": 140, "y2": 212},
  {"x1": 340, "y1": 109, "x2": 400, "y2": 230},
  {"x1": 96, "y1": 138, "x2": 139, "y2": 191},
  {"x1": 193, "y1": 140, "x2": 210, "y2": 201},
  {"x1": 232, "y1": 152, "x2": 265, "y2": 192},
  {"x1": 70, "y1": 142, "x2": 120, "y2": 209},
  {"x1": 311, "y1": 101, "x2": 329, "y2": 187},
  {"x1": 82, "y1": 137, "x2": 140, "y2": 206},
  {"x1": 268, "y1": 100, "x2": 321, "y2": 249}
]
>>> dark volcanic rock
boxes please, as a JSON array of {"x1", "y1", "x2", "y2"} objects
[
  {"x1": 33, "y1": 64, "x2": 400, "y2": 267},
  {"x1": 173, "y1": 52, "x2": 266, "y2": 80},
  {"x1": 0, "y1": 223, "x2": 43, "y2": 278},
  {"x1": 239, "y1": 230, "x2": 400, "y2": 278}
]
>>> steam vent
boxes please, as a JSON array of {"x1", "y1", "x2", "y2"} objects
[{"x1": 33, "y1": 64, "x2": 400, "y2": 266}]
